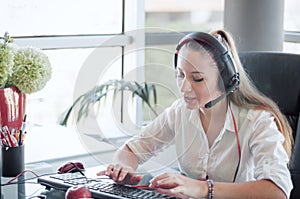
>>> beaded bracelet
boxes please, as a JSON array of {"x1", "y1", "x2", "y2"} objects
[{"x1": 206, "y1": 179, "x2": 214, "y2": 199}]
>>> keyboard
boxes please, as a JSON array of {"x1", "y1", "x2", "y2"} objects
[{"x1": 38, "y1": 173, "x2": 178, "y2": 199}]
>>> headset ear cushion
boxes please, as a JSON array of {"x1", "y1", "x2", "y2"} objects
[
  {"x1": 220, "y1": 51, "x2": 240, "y2": 91},
  {"x1": 174, "y1": 52, "x2": 178, "y2": 68}
]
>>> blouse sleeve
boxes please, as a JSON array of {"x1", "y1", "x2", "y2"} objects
[
  {"x1": 125, "y1": 101, "x2": 178, "y2": 164},
  {"x1": 249, "y1": 110, "x2": 293, "y2": 198}
]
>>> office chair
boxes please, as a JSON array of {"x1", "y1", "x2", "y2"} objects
[{"x1": 239, "y1": 51, "x2": 300, "y2": 199}]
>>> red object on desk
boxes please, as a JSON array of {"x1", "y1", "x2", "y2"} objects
[
  {"x1": 65, "y1": 185, "x2": 92, "y2": 199},
  {"x1": 0, "y1": 86, "x2": 26, "y2": 131}
]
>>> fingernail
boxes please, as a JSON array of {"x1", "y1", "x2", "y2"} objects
[{"x1": 118, "y1": 176, "x2": 123, "y2": 182}]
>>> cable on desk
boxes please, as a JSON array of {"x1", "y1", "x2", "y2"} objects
[
  {"x1": 24, "y1": 186, "x2": 47, "y2": 199},
  {"x1": 1, "y1": 170, "x2": 57, "y2": 187},
  {"x1": 2, "y1": 169, "x2": 39, "y2": 186}
]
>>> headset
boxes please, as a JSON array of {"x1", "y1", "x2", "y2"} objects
[{"x1": 174, "y1": 32, "x2": 240, "y2": 108}]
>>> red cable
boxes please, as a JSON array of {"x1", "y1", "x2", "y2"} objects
[
  {"x1": 229, "y1": 105, "x2": 241, "y2": 182},
  {"x1": 4, "y1": 169, "x2": 40, "y2": 185}
]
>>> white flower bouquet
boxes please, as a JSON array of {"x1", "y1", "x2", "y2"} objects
[{"x1": 0, "y1": 32, "x2": 51, "y2": 94}]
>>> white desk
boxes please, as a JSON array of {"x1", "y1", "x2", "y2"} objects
[
  {"x1": 1, "y1": 124, "x2": 178, "y2": 198},
  {"x1": 1, "y1": 124, "x2": 116, "y2": 199}
]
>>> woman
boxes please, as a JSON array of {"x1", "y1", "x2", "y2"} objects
[{"x1": 97, "y1": 30, "x2": 293, "y2": 199}]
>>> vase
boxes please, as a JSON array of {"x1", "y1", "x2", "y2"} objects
[{"x1": 0, "y1": 86, "x2": 26, "y2": 131}]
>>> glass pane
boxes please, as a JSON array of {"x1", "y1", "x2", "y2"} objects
[
  {"x1": 283, "y1": 42, "x2": 300, "y2": 54},
  {"x1": 284, "y1": 0, "x2": 300, "y2": 31},
  {"x1": 145, "y1": 0, "x2": 224, "y2": 32},
  {"x1": 144, "y1": 45, "x2": 180, "y2": 120},
  {"x1": 26, "y1": 47, "x2": 122, "y2": 126},
  {"x1": 1, "y1": 0, "x2": 122, "y2": 36}
]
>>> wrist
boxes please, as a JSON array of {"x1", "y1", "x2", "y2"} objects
[{"x1": 197, "y1": 179, "x2": 209, "y2": 199}]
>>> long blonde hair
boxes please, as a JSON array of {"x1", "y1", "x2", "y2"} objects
[{"x1": 210, "y1": 30, "x2": 294, "y2": 158}]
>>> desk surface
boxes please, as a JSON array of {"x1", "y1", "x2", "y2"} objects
[
  {"x1": 2, "y1": 124, "x2": 177, "y2": 198},
  {"x1": 2, "y1": 163, "x2": 179, "y2": 199},
  {"x1": 38, "y1": 167, "x2": 102, "y2": 199},
  {"x1": 2, "y1": 166, "x2": 105, "y2": 199}
]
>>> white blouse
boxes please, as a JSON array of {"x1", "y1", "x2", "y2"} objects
[{"x1": 126, "y1": 99, "x2": 293, "y2": 198}]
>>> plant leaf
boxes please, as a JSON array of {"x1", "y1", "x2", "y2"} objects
[{"x1": 58, "y1": 79, "x2": 159, "y2": 126}]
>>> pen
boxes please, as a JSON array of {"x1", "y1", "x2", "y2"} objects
[
  {"x1": 0, "y1": 130, "x2": 9, "y2": 147},
  {"x1": 13, "y1": 129, "x2": 19, "y2": 140},
  {"x1": 21, "y1": 114, "x2": 27, "y2": 132},
  {"x1": 2, "y1": 127, "x2": 12, "y2": 147},
  {"x1": 18, "y1": 130, "x2": 23, "y2": 146},
  {"x1": 1, "y1": 138, "x2": 8, "y2": 147},
  {"x1": 20, "y1": 131, "x2": 26, "y2": 145},
  {"x1": 5, "y1": 128, "x2": 18, "y2": 147},
  {"x1": 10, "y1": 134, "x2": 18, "y2": 147}
]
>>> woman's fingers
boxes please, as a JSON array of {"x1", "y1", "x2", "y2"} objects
[
  {"x1": 96, "y1": 164, "x2": 114, "y2": 176},
  {"x1": 111, "y1": 164, "x2": 122, "y2": 181},
  {"x1": 117, "y1": 166, "x2": 130, "y2": 182},
  {"x1": 96, "y1": 170, "x2": 105, "y2": 176},
  {"x1": 106, "y1": 164, "x2": 115, "y2": 175},
  {"x1": 96, "y1": 164, "x2": 142, "y2": 185},
  {"x1": 149, "y1": 173, "x2": 181, "y2": 188},
  {"x1": 149, "y1": 173, "x2": 171, "y2": 187},
  {"x1": 129, "y1": 174, "x2": 143, "y2": 185},
  {"x1": 155, "y1": 188, "x2": 188, "y2": 199},
  {"x1": 153, "y1": 173, "x2": 207, "y2": 199},
  {"x1": 96, "y1": 164, "x2": 122, "y2": 181}
]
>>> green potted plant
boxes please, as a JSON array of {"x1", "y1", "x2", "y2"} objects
[
  {"x1": 0, "y1": 32, "x2": 52, "y2": 129},
  {"x1": 58, "y1": 79, "x2": 158, "y2": 126}
]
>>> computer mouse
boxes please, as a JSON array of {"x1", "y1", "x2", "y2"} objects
[{"x1": 57, "y1": 162, "x2": 85, "y2": 174}]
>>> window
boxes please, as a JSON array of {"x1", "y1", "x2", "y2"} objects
[
  {"x1": 0, "y1": 1, "x2": 142, "y2": 163},
  {"x1": 284, "y1": 0, "x2": 300, "y2": 32},
  {"x1": 0, "y1": 0, "x2": 122, "y2": 36},
  {"x1": 145, "y1": 0, "x2": 224, "y2": 32},
  {"x1": 1, "y1": 0, "x2": 125, "y2": 128},
  {"x1": 144, "y1": 0, "x2": 225, "y2": 114},
  {"x1": 284, "y1": 0, "x2": 300, "y2": 54},
  {"x1": 1, "y1": 0, "x2": 225, "y2": 130},
  {"x1": 27, "y1": 48, "x2": 122, "y2": 125}
]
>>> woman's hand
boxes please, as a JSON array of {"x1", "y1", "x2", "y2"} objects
[
  {"x1": 96, "y1": 163, "x2": 143, "y2": 185},
  {"x1": 149, "y1": 173, "x2": 208, "y2": 199}
]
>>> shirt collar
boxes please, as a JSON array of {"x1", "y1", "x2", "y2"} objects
[{"x1": 185, "y1": 100, "x2": 240, "y2": 134}]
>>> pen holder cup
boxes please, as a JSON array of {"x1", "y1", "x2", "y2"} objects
[{"x1": 2, "y1": 145, "x2": 25, "y2": 177}]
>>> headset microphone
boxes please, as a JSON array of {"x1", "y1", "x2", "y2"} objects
[
  {"x1": 205, "y1": 93, "x2": 227, "y2": 109},
  {"x1": 204, "y1": 89, "x2": 233, "y2": 108},
  {"x1": 204, "y1": 75, "x2": 239, "y2": 109}
]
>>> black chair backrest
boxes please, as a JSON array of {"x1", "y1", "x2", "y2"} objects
[{"x1": 239, "y1": 51, "x2": 300, "y2": 199}]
